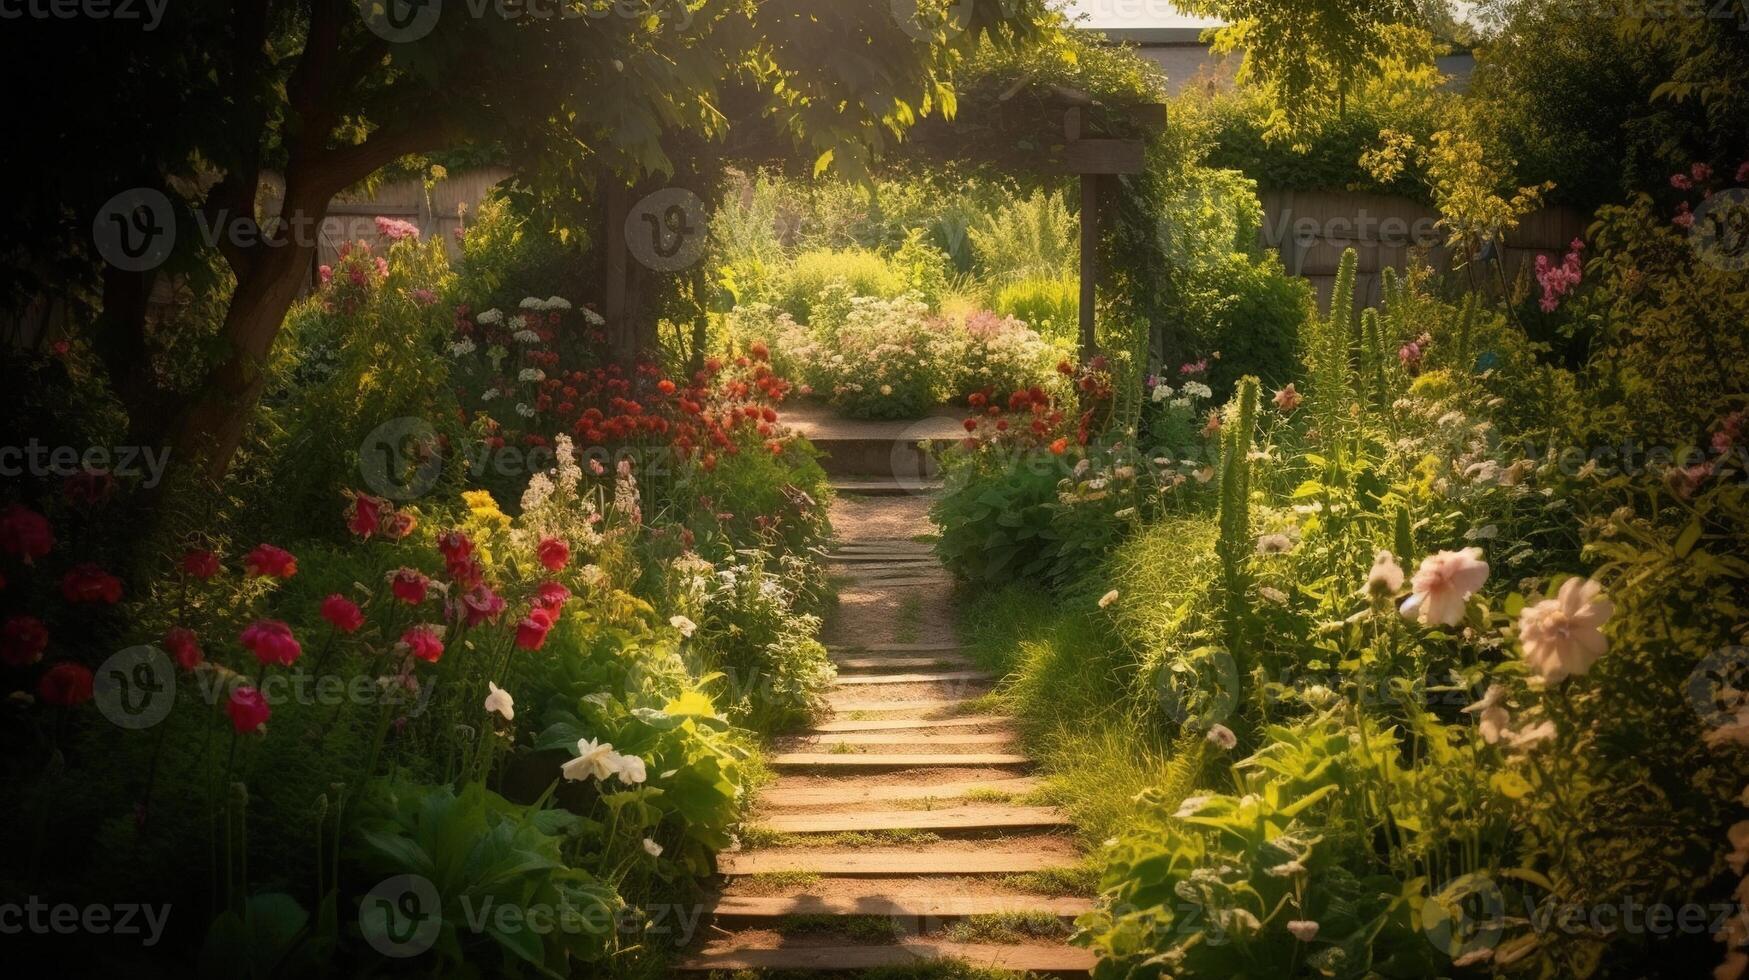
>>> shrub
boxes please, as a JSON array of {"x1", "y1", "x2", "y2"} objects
[
  {"x1": 773, "y1": 248, "x2": 904, "y2": 323},
  {"x1": 967, "y1": 188, "x2": 1078, "y2": 282},
  {"x1": 993, "y1": 277, "x2": 1079, "y2": 346},
  {"x1": 785, "y1": 294, "x2": 952, "y2": 419}
]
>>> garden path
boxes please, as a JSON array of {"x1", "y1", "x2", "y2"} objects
[{"x1": 680, "y1": 481, "x2": 1095, "y2": 976}]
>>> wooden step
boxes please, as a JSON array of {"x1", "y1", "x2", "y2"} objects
[
  {"x1": 706, "y1": 892, "x2": 1094, "y2": 921},
  {"x1": 838, "y1": 575, "x2": 956, "y2": 588},
  {"x1": 717, "y1": 849, "x2": 1078, "y2": 876},
  {"x1": 825, "y1": 698, "x2": 966, "y2": 713},
  {"x1": 677, "y1": 941, "x2": 1094, "y2": 974},
  {"x1": 790, "y1": 731, "x2": 1017, "y2": 748},
  {"x1": 761, "y1": 776, "x2": 1041, "y2": 808},
  {"x1": 832, "y1": 655, "x2": 975, "y2": 671},
  {"x1": 758, "y1": 805, "x2": 1068, "y2": 834},
  {"x1": 811, "y1": 714, "x2": 1012, "y2": 733},
  {"x1": 830, "y1": 641, "x2": 964, "y2": 654},
  {"x1": 769, "y1": 753, "x2": 1031, "y2": 768},
  {"x1": 834, "y1": 670, "x2": 994, "y2": 687},
  {"x1": 823, "y1": 554, "x2": 942, "y2": 566},
  {"x1": 830, "y1": 478, "x2": 945, "y2": 496}
]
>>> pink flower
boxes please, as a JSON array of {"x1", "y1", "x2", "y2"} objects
[
  {"x1": 458, "y1": 584, "x2": 505, "y2": 626},
  {"x1": 241, "y1": 619, "x2": 302, "y2": 667},
  {"x1": 374, "y1": 216, "x2": 421, "y2": 242},
  {"x1": 1671, "y1": 173, "x2": 1694, "y2": 191},
  {"x1": 400, "y1": 625, "x2": 444, "y2": 664},
  {"x1": 1398, "y1": 341, "x2": 1423, "y2": 367},
  {"x1": 390, "y1": 568, "x2": 430, "y2": 605},
  {"x1": 411, "y1": 288, "x2": 438, "y2": 307},
  {"x1": 317, "y1": 264, "x2": 333, "y2": 285},
  {"x1": 0, "y1": 504, "x2": 54, "y2": 564},
  {"x1": 1692, "y1": 162, "x2": 1714, "y2": 183},
  {"x1": 2, "y1": 615, "x2": 49, "y2": 667},
  {"x1": 320, "y1": 594, "x2": 365, "y2": 633},
  {"x1": 1737, "y1": 161, "x2": 1749, "y2": 184},
  {"x1": 163, "y1": 626, "x2": 203, "y2": 671},
  {"x1": 1519, "y1": 577, "x2": 1614, "y2": 683},
  {"x1": 1535, "y1": 241, "x2": 1584, "y2": 313},
  {"x1": 1271, "y1": 383, "x2": 1302, "y2": 413},
  {"x1": 1674, "y1": 202, "x2": 1695, "y2": 229},
  {"x1": 243, "y1": 543, "x2": 298, "y2": 579},
  {"x1": 1399, "y1": 548, "x2": 1490, "y2": 627},
  {"x1": 61, "y1": 563, "x2": 123, "y2": 604},
  {"x1": 227, "y1": 687, "x2": 271, "y2": 734},
  {"x1": 534, "y1": 581, "x2": 571, "y2": 614}
]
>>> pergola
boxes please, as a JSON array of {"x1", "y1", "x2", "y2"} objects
[{"x1": 597, "y1": 83, "x2": 1167, "y2": 365}]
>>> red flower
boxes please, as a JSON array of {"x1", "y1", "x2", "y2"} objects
[
  {"x1": 437, "y1": 530, "x2": 473, "y2": 563},
  {"x1": 657, "y1": 379, "x2": 677, "y2": 395},
  {"x1": 244, "y1": 543, "x2": 298, "y2": 579},
  {"x1": 534, "y1": 581, "x2": 571, "y2": 614},
  {"x1": 459, "y1": 584, "x2": 505, "y2": 626},
  {"x1": 227, "y1": 686, "x2": 271, "y2": 734},
  {"x1": 537, "y1": 536, "x2": 570, "y2": 571},
  {"x1": 0, "y1": 504, "x2": 54, "y2": 564},
  {"x1": 390, "y1": 568, "x2": 430, "y2": 605},
  {"x1": 347, "y1": 493, "x2": 385, "y2": 538},
  {"x1": 320, "y1": 594, "x2": 365, "y2": 633},
  {"x1": 401, "y1": 625, "x2": 444, "y2": 663},
  {"x1": 61, "y1": 563, "x2": 123, "y2": 604},
  {"x1": 181, "y1": 549, "x2": 221, "y2": 579},
  {"x1": 963, "y1": 418, "x2": 978, "y2": 432},
  {"x1": 1049, "y1": 438, "x2": 1069, "y2": 455},
  {"x1": 447, "y1": 555, "x2": 484, "y2": 589},
  {"x1": 2, "y1": 615, "x2": 49, "y2": 667},
  {"x1": 241, "y1": 619, "x2": 301, "y2": 667},
  {"x1": 515, "y1": 608, "x2": 555, "y2": 650},
  {"x1": 37, "y1": 662, "x2": 94, "y2": 707},
  {"x1": 163, "y1": 626, "x2": 203, "y2": 671}
]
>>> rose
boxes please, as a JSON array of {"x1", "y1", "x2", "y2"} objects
[
  {"x1": 240, "y1": 619, "x2": 302, "y2": 667},
  {"x1": 533, "y1": 582, "x2": 570, "y2": 614},
  {"x1": 320, "y1": 594, "x2": 365, "y2": 633},
  {"x1": 37, "y1": 662, "x2": 94, "y2": 706},
  {"x1": 537, "y1": 536, "x2": 570, "y2": 571},
  {"x1": 227, "y1": 686, "x2": 270, "y2": 734}
]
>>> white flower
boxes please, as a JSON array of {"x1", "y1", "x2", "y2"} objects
[
  {"x1": 1286, "y1": 920, "x2": 1320, "y2": 942},
  {"x1": 520, "y1": 296, "x2": 543, "y2": 309},
  {"x1": 513, "y1": 329, "x2": 542, "y2": 344},
  {"x1": 1098, "y1": 589, "x2": 1120, "y2": 609},
  {"x1": 481, "y1": 387, "x2": 500, "y2": 402},
  {"x1": 1365, "y1": 549, "x2": 1405, "y2": 599},
  {"x1": 642, "y1": 838, "x2": 663, "y2": 857},
  {"x1": 1504, "y1": 719, "x2": 1557, "y2": 750},
  {"x1": 1267, "y1": 860, "x2": 1306, "y2": 877},
  {"x1": 545, "y1": 295, "x2": 572, "y2": 310},
  {"x1": 515, "y1": 402, "x2": 536, "y2": 418},
  {"x1": 616, "y1": 753, "x2": 648, "y2": 785},
  {"x1": 1173, "y1": 795, "x2": 1210, "y2": 818},
  {"x1": 1518, "y1": 577, "x2": 1614, "y2": 684},
  {"x1": 582, "y1": 307, "x2": 605, "y2": 326},
  {"x1": 1206, "y1": 724, "x2": 1236, "y2": 750},
  {"x1": 562, "y1": 738, "x2": 622, "y2": 782},
  {"x1": 476, "y1": 309, "x2": 504, "y2": 325},
  {"x1": 447, "y1": 338, "x2": 477, "y2": 357},
  {"x1": 1461, "y1": 684, "x2": 1510, "y2": 745},
  {"x1": 1399, "y1": 548, "x2": 1490, "y2": 627},
  {"x1": 669, "y1": 615, "x2": 697, "y2": 637},
  {"x1": 1151, "y1": 384, "x2": 1173, "y2": 403},
  {"x1": 879, "y1": 384, "x2": 893, "y2": 396},
  {"x1": 1183, "y1": 381, "x2": 1213, "y2": 399},
  {"x1": 517, "y1": 368, "x2": 545, "y2": 383},
  {"x1": 1255, "y1": 533, "x2": 1294, "y2": 555},
  {"x1": 484, "y1": 682, "x2": 514, "y2": 721}
]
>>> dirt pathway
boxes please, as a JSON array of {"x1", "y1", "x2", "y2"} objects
[{"x1": 679, "y1": 490, "x2": 1094, "y2": 976}]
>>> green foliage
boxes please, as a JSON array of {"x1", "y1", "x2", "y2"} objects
[
  {"x1": 992, "y1": 277, "x2": 1080, "y2": 345},
  {"x1": 1306, "y1": 248, "x2": 1359, "y2": 437},
  {"x1": 775, "y1": 248, "x2": 908, "y2": 323},
  {"x1": 967, "y1": 188, "x2": 1079, "y2": 282}
]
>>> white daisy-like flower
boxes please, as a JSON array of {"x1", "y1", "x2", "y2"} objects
[
  {"x1": 518, "y1": 368, "x2": 545, "y2": 383},
  {"x1": 1183, "y1": 381, "x2": 1213, "y2": 399},
  {"x1": 481, "y1": 388, "x2": 500, "y2": 402},
  {"x1": 448, "y1": 338, "x2": 477, "y2": 357},
  {"x1": 513, "y1": 329, "x2": 542, "y2": 344},
  {"x1": 476, "y1": 309, "x2": 504, "y2": 325},
  {"x1": 582, "y1": 308, "x2": 605, "y2": 326},
  {"x1": 545, "y1": 296, "x2": 572, "y2": 310},
  {"x1": 519, "y1": 296, "x2": 543, "y2": 309},
  {"x1": 669, "y1": 615, "x2": 697, "y2": 637},
  {"x1": 615, "y1": 753, "x2": 647, "y2": 784}
]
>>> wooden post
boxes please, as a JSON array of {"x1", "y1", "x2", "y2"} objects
[{"x1": 1078, "y1": 172, "x2": 1099, "y2": 364}]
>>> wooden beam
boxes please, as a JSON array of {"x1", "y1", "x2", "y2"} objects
[{"x1": 1063, "y1": 139, "x2": 1145, "y2": 175}]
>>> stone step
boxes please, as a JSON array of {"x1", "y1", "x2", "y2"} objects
[
  {"x1": 676, "y1": 941, "x2": 1094, "y2": 974},
  {"x1": 834, "y1": 670, "x2": 994, "y2": 687},
  {"x1": 811, "y1": 714, "x2": 1012, "y2": 733},
  {"x1": 760, "y1": 776, "x2": 1041, "y2": 808},
  {"x1": 717, "y1": 848, "x2": 1078, "y2": 876},
  {"x1": 825, "y1": 698, "x2": 968, "y2": 714},
  {"x1": 830, "y1": 641, "x2": 964, "y2": 653},
  {"x1": 832, "y1": 655, "x2": 976, "y2": 672},
  {"x1": 703, "y1": 893, "x2": 1094, "y2": 921},
  {"x1": 757, "y1": 805, "x2": 1068, "y2": 834},
  {"x1": 769, "y1": 753, "x2": 1031, "y2": 769}
]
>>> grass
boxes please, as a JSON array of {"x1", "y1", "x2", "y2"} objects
[
  {"x1": 740, "y1": 828, "x2": 946, "y2": 849},
  {"x1": 777, "y1": 913, "x2": 906, "y2": 943},
  {"x1": 995, "y1": 865, "x2": 1100, "y2": 897},
  {"x1": 940, "y1": 911, "x2": 1073, "y2": 944},
  {"x1": 717, "y1": 965, "x2": 1025, "y2": 979},
  {"x1": 893, "y1": 594, "x2": 924, "y2": 643},
  {"x1": 738, "y1": 870, "x2": 822, "y2": 895}
]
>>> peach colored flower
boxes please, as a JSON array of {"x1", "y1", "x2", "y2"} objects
[
  {"x1": 1399, "y1": 548, "x2": 1489, "y2": 627},
  {"x1": 1272, "y1": 383, "x2": 1303, "y2": 412},
  {"x1": 1519, "y1": 577, "x2": 1614, "y2": 683}
]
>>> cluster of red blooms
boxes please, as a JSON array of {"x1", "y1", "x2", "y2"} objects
[
  {"x1": 957, "y1": 358, "x2": 1114, "y2": 456},
  {"x1": 2, "y1": 503, "x2": 109, "y2": 707},
  {"x1": 455, "y1": 301, "x2": 794, "y2": 468}
]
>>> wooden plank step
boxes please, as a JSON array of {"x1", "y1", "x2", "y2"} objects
[
  {"x1": 761, "y1": 776, "x2": 1041, "y2": 808},
  {"x1": 832, "y1": 655, "x2": 975, "y2": 671},
  {"x1": 677, "y1": 942, "x2": 1094, "y2": 974},
  {"x1": 823, "y1": 554, "x2": 943, "y2": 566},
  {"x1": 769, "y1": 753, "x2": 1031, "y2": 768},
  {"x1": 758, "y1": 805, "x2": 1068, "y2": 834},
  {"x1": 830, "y1": 642, "x2": 964, "y2": 653},
  {"x1": 839, "y1": 575, "x2": 956, "y2": 588},
  {"x1": 834, "y1": 670, "x2": 994, "y2": 686},
  {"x1": 811, "y1": 714, "x2": 1012, "y2": 733},
  {"x1": 825, "y1": 698, "x2": 965, "y2": 713},
  {"x1": 830, "y1": 478, "x2": 945, "y2": 496},
  {"x1": 706, "y1": 893, "x2": 1094, "y2": 920},
  {"x1": 791, "y1": 731, "x2": 1017, "y2": 747},
  {"x1": 717, "y1": 849, "x2": 1078, "y2": 875}
]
